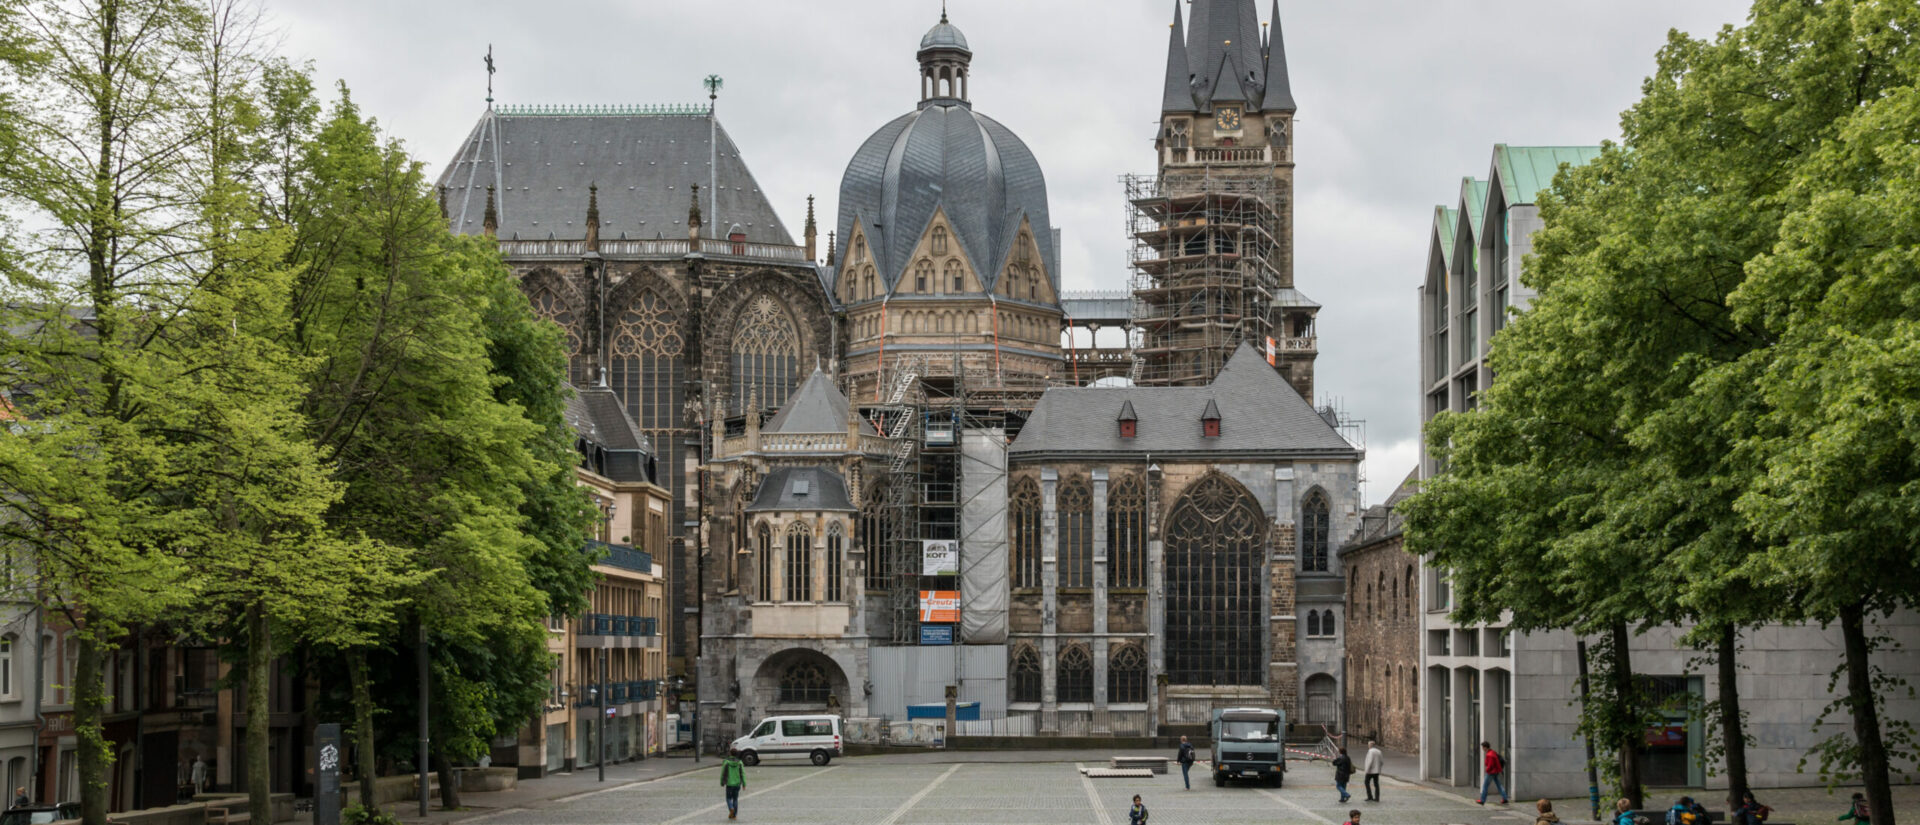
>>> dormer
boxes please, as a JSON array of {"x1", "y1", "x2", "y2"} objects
[
  {"x1": 1201, "y1": 398, "x2": 1221, "y2": 438},
  {"x1": 1118, "y1": 399, "x2": 1138, "y2": 439}
]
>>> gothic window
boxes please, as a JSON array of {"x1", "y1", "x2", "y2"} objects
[
  {"x1": 784, "y1": 523, "x2": 814, "y2": 602},
  {"x1": 1009, "y1": 478, "x2": 1041, "y2": 589},
  {"x1": 1010, "y1": 645, "x2": 1041, "y2": 704},
  {"x1": 1406, "y1": 566, "x2": 1416, "y2": 616},
  {"x1": 861, "y1": 480, "x2": 892, "y2": 592},
  {"x1": 779, "y1": 661, "x2": 830, "y2": 704},
  {"x1": 526, "y1": 282, "x2": 586, "y2": 386},
  {"x1": 1058, "y1": 476, "x2": 1093, "y2": 589},
  {"x1": 826, "y1": 522, "x2": 846, "y2": 602},
  {"x1": 756, "y1": 522, "x2": 773, "y2": 602},
  {"x1": 609, "y1": 285, "x2": 684, "y2": 568},
  {"x1": 1110, "y1": 644, "x2": 1148, "y2": 704},
  {"x1": 1302, "y1": 490, "x2": 1330, "y2": 572},
  {"x1": 1324, "y1": 611, "x2": 1336, "y2": 637},
  {"x1": 1027, "y1": 268, "x2": 1038, "y2": 301},
  {"x1": 864, "y1": 266, "x2": 876, "y2": 299},
  {"x1": 945, "y1": 260, "x2": 964, "y2": 293},
  {"x1": 1015, "y1": 233, "x2": 1031, "y2": 265},
  {"x1": 1058, "y1": 645, "x2": 1093, "y2": 704},
  {"x1": 854, "y1": 236, "x2": 865, "y2": 261},
  {"x1": 915, "y1": 259, "x2": 932, "y2": 293},
  {"x1": 1306, "y1": 610, "x2": 1321, "y2": 637},
  {"x1": 1108, "y1": 474, "x2": 1147, "y2": 588},
  {"x1": 1165, "y1": 473, "x2": 1267, "y2": 686},
  {"x1": 731, "y1": 294, "x2": 801, "y2": 414},
  {"x1": 932, "y1": 226, "x2": 948, "y2": 256},
  {"x1": 1377, "y1": 572, "x2": 1387, "y2": 619}
]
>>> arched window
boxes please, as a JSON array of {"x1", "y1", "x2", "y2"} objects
[
  {"x1": 1306, "y1": 610, "x2": 1321, "y2": 638},
  {"x1": 864, "y1": 266, "x2": 876, "y2": 299},
  {"x1": 1377, "y1": 571, "x2": 1387, "y2": 619},
  {"x1": 1324, "y1": 610, "x2": 1336, "y2": 637},
  {"x1": 915, "y1": 259, "x2": 932, "y2": 292},
  {"x1": 1028, "y1": 267, "x2": 1038, "y2": 301},
  {"x1": 731, "y1": 294, "x2": 801, "y2": 414},
  {"x1": 1391, "y1": 573, "x2": 1399, "y2": 616},
  {"x1": 0, "y1": 635, "x2": 12, "y2": 696},
  {"x1": 756, "y1": 523, "x2": 774, "y2": 602},
  {"x1": 946, "y1": 259, "x2": 964, "y2": 293},
  {"x1": 784, "y1": 523, "x2": 813, "y2": 602},
  {"x1": 1407, "y1": 566, "x2": 1416, "y2": 616},
  {"x1": 1108, "y1": 474, "x2": 1147, "y2": 588},
  {"x1": 932, "y1": 226, "x2": 948, "y2": 255},
  {"x1": 854, "y1": 236, "x2": 866, "y2": 261},
  {"x1": 779, "y1": 661, "x2": 830, "y2": 704},
  {"x1": 861, "y1": 480, "x2": 892, "y2": 592},
  {"x1": 1166, "y1": 473, "x2": 1267, "y2": 686},
  {"x1": 1010, "y1": 645, "x2": 1041, "y2": 703},
  {"x1": 1058, "y1": 645, "x2": 1093, "y2": 703},
  {"x1": 1058, "y1": 477, "x2": 1093, "y2": 589},
  {"x1": 1304, "y1": 673, "x2": 1338, "y2": 726},
  {"x1": 526, "y1": 282, "x2": 586, "y2": 385},
  {"x1": 1009, "y1": 478, "x2": 1041, "y2": 589},
  {"x1": 826, "y1": 522, "x2": 846, "y2": 602},
  {"x1": 1301, "y1": 490, "x2": 1330, "y2": 572},
  {"x1": 1110, "y1": 644, "x2": 1148, "y2": 704},
  {"x1": 610, "y1": 285, "x2": 684, "y2": 561}
]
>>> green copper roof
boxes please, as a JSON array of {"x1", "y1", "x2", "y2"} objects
[
  {"x1": 1434, "y1": 206, "x2": 1458, "y2": 268},
  {"x1": 1460, "y1": 177, "x2": 1488, "y2": 242},
  {"x1": 1493, "y1": 144, "x2": 1603, "y2": 206}
]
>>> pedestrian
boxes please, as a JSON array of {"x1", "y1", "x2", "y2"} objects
[
  {"x1": 11, "y1": 787, "x2": 25, "y2": 807},
  {"x1": 1615, "y1": 799, "x2": 1640, "y2": 825},
  {"x1": 1667, "y1": 795, "x2": 1702, "y2": 825},
  {"x1": 721, "y1": 748, "x2": 747, "y2": 820},
  {"x1": 1732, "y1": 790, "x2": 1771, "y2": 825},
  {"x1": 1176, "y1": 736, "x2": 1196, "y2": 790},
  {"x1": 1362, "y1": 739, "x2": 1383, "y2": 802},
  {"x1": 1128, "y1": 794, "x2": 1149, "y2": 825},
  {"x1": 1838, "y1": 792, "x2": 1871, "y2": 824},
  {"x1": 1476, "y1": 741, "x2": 1508, "y2": 805},
  {"x1": 1331, "y1": 747, "x2": 1353, "y2": 804},
  {"x1": 1341, "y1": 809, "x2": 1362, "y2": 825},
  {"x1": 1534, "y1": 799, "x2": 1561, "y2": 825}
]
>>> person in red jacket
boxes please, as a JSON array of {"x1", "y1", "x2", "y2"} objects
[{"x1": 1477, "y1": 742, "x2": 1509, "y2": 805}]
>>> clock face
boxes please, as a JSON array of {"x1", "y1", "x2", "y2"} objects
[{"x1": 1215, "y1": 107, "x2": 1242, "y2": 131}]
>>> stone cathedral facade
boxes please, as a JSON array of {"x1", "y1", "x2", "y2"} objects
[{"x1": 437, "y1": 0, "x2": 1357, "y2": 749}]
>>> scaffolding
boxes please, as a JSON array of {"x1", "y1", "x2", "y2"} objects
[{"x1": 1125, "y1": 172, "x2": 1289, "y2": 387}]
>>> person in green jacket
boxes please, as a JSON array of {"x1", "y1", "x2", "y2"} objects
[
  {"x1": 722, "y1": 749, "x2": 747, "y2": 819},
  {"x1": 1838, "y1": 792, "x2": 1870, "y2": 824}
]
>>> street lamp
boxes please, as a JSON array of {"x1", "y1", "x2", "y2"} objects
[{"x1": 598, "y1": 650, "x2": 608, "y2": 782}]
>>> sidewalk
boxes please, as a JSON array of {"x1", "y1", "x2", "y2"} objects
[{"x1": 295, "y1": 756, "x2": 716, "y2": 825}]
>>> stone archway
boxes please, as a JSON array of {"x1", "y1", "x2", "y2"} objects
[{"x1": 752, "y1": 648, "x2": 852, "y2": 718}]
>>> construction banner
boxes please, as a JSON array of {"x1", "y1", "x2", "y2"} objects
[{"x1": 918, "y1": 590, "x2": 959, "y2": 623}]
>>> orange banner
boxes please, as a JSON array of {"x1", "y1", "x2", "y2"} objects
[{"x1": 919, "y1": 590, "x2": 959, "y2": 623}]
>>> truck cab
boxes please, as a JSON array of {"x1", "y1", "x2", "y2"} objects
[{"x1": 1210, "y1": 707, "x2": 1286, "y2": 787}]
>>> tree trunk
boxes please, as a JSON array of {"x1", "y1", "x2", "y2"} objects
[
  {"x1": 245, "y1": 604, "x2": 271, "y2": 823},
  {"x1": 433, "y1": 749, "x2": 460, "y2": 811},
  {"x1": 74, "y1": 630, "x2": 108, "y2": 825},
  {"x1": 1841, "y1": 602, "x2": 1894, "y2": 825},
  {"x1": 1610, "y1": 621, "x2": 1644, "y2": 809},
  {"x1": 347, "y1": 647, "x2": 379, "y2": 811},
  {"x1": 1716, "y1": 624, "x2": 1750, "y2": 807}
]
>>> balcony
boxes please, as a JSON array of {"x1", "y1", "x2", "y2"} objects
[
  {"x1": 1162, "y1": 144, "x2": 1279, "y2": 167},
  {"x1": 497, "y1": 237, "x2": 807, "y2": 264},
  {"x1": 587, "y1": 540, "x2": 653, "y2": 575}
]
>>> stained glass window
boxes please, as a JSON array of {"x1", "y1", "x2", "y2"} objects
[
  {"x1": 731, "y1": 294, "x2": 800, "y2": 414},
  {"x1": 1058, "y1": 477, "x2": 1093, "y2": 589},
  {"x1": 1165, "y1": 473, "x2": 1267, "y2": 686},
  {"x1": 1108, "y1": 474, "x2": 1147, "y2": 588},
  {"x1": 1009, "y1": 478, "x2": 1041, "y2": 589}
]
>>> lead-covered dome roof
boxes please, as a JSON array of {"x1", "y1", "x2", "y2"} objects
[{"x1": 920, "y1": 17, "x2": 969, "y2": 52}]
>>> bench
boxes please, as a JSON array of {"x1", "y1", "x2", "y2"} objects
[
  {"x1": 203, "y1": 807, "x2": 250, "y2": 825},
  {"x1": 1110, "y1": 756, "x2": 1169, "y2": 775},
  {"x1": 1081, "y1": 767, "x2": 1154, "y2": 779}
]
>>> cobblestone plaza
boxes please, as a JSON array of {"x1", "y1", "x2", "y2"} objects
[{"x1": 467, "y1": 758, "x2": 1541, "y2": 825}]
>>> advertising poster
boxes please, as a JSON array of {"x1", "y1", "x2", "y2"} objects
[
  {"x1": 918, "y1": 590, "x2": 960, "y2": 623},
  {"x1": 922, "y1": 539, "x2": 959, "y2": 576}
]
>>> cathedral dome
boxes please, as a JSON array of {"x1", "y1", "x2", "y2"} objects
[
  {"x1": 836, "y1": 14, "x2": 1056, "y2": 301},
  {"x1": 919, "y1": 16, "x2": 969, "y2": 52}
]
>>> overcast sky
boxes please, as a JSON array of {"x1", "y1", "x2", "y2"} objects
[{"x1": 275, "y1": 0, "x2": 1750, "y2": 505}]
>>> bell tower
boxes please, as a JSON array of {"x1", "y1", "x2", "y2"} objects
[{"x1": 1132, "y1": 0, "x2": 1317, "y2": 399}]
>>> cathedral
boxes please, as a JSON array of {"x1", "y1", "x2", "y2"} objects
[{"x1": 436, "y1": 0, "x2": 1360, "y2": 750}]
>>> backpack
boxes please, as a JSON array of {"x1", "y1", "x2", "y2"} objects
[{"x1": 1854, "y1": 798, "x2": 1871, "y2": 819}]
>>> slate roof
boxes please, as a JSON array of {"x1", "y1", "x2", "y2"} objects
[
  {"x1": 835, "y1": 101, "x2": 1057, "y2": 298},
  {"x1": 1162, "y1": 0, "x2": 1295, "y2": 114},
  {"x1": 438, "y1": 109, "x2": 793, "y2": 245},
  {"x1": 1341, "y1": 467, "x2": 1419, "y2": 552},
  {"x1": 920, "y1": 14, "x2": 969, "y2": 52},
  {"x1": 764, "y1": 369, "x2": 877, "y2": 435},
  {"x1": 1493, "y1": 144, "x2": 1604, "y2": 207},
  {"x1": 1010, "y1": 343, "x2": 1358, "y2": 459},
  {"x1": 746, "y1": 467, "x2": 856, "y2": 513},
  {"x1": 564, "y1": 383, "x2": 654, "y2": 484}
]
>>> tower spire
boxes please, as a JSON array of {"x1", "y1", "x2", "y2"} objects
[
  {"x1": 1160, "y1": 0, "x2": 1191, "y2": 112},
  {"x1": 1261, "y1": 0, "x2": 1296, "y2": 112},
  {"x1": 484, "y1": 44, "x2": 496, "y2": 110},
  {"x1": 804, "y1": 195, "x2": 818, "y2": 262}
]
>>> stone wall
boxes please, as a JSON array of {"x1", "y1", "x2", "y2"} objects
[{"x1": 1340, "y1": 531, "x2": 1420, "y2": 751}]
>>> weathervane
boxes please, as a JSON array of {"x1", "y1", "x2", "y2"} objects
[{"x1": 484, "y1": 44, "x2": 496, "y2": 109}]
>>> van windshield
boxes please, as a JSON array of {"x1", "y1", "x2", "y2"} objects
[
  {"x1": 752, "y1": 721, "x2": 775, "y2": 738},
  {"x1": 1220, "y1": 720, "x2": 1279, "y2": 741}
]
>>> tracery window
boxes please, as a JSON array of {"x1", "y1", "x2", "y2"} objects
[
  {"x1": 779, "y1": 661, "x2": 830, "y2": 704},
  {"x1": 1165, "y1": 473, "x2": 1267, "y2": 686},
  {"x1": 1302, "y1": 490, "x2": 1330, "y2": 572},
  {"x1": 1010, "y1": 645, "x2": 1041, "y2": 703},
  {"x1": 784, "y1": 523, "x2": 813, "y2": 602},
  {"x1": 1058, "y1": 477, "x2": 1093, "y2": 589},
  {"x1": 861, "y1": 480, "x2": 892, "y2": 591},
  {"x1": 526, "y1": 283, "x2": 586, "y2": 386},
  {"x1": 756, "y1": 522, "x2": 773, "y2": 602},
  {"x1": 1009, "y1": 478, "x2": 1041, "y2": 589},
  {"x1": 1108, "y1": 474, "x2": 1147, "y2": 588},
  {"x1": 1307, "y1": 610, "x2": 1321, "y2": 637},
  {"x1": 826, "y1": 522, "x2": 846, "y2": 602},
  {"x1": 1058, "y1": 645, "x2": 1093, "y2": 704},
  {"x1": 731, "y1": 294, "x2": 801, "y2": 414},
  {"x1": 1027, "y1": 268, "x2": 1038, "y2": 301},
  {"x1": 946, "y1": 260, "x2": 964, "y2": 293},
  {"x1": 1109, "y1": 644, "x2": 1148, "y2": 704},
  {"x1": 609, "y1": 286, "x2": 684, "y2": 575},
  {"x1": 932, "y1": 226, "x2": 948, "y2": 255},
  {"x1": 864, "y1": 266, "x2": 876, "y2": 300},
  {"x1": 915, "y1": 259, "x2": 932, "y2": 293}
]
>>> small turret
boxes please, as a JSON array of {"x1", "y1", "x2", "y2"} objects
[
  {"x1": 804, "y1": 195, "x2": 818, "y2": 262},
  {"x1": 688, "y1": 183, "x2": 703, "y2": 242},
  {"x1": 482, "y1": 185, "x2": 499, "y2": 237},
  {"x1": 584, "y1": 182, "x2": 601, "y2": 252}
]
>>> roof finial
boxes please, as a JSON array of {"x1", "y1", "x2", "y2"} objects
[
  {"x1": 484, "y1": 44, "x2": 496, "y2": 110},
  {"x1": 482, "y1": 185, "x2": 498, "y2": 237},
  {"x1": 804, "y1": 195, "x2": 818, "y2": 262},
  {"x1": 941, "y1": 0, "x2": 948, "y2": 23}
]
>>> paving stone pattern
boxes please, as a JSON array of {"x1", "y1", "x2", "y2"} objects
[{"x1": 467, "y1": 760, "x2": 1547, "y2": 825}]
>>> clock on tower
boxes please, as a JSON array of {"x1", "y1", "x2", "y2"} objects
[{"x1": 1214, "y1": 106, "x2": 1242, "y2": 132}]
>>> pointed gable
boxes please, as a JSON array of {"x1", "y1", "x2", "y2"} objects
[
  {"x1": 1211, "y1": 53, "x2": 1249, "y2": 104},
  {"x1": 764, "y1": 369, "x2": 877, "y2": 435},
  {"x1": 1187, "y1": 0, "x2": 1266, "y2": 110}
]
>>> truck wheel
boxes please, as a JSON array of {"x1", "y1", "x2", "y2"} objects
[
  {"x1": 741, "y1": 750, "x2": 760, "y2": 766},
  {"x1": 1213, "y1": 774, "x2": 1226, "y2": 787},
  {"x1": 810, "y1": 749, "x2": 831, "y2": 766},
  {"x1": 1267, "y1": 773, "x2": 1283, "y2": 787}
]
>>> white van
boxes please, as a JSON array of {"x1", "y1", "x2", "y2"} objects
[{"x1": 730, "y1": 715, "x2": 843, "y2": 766}]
